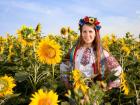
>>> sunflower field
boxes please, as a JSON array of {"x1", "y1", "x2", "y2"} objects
[{"x1": 0, "y1": 24, "x2": 140, "y2": 105}]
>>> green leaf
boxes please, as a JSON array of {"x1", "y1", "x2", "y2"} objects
[
  {"x1": 105, "y1": 70, "x2": 118, "y2": 83},
  {"x1": 15, "y1": 72, "x2": 29, "y2": 82}
]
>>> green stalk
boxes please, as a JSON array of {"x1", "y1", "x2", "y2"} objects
[{"x1": 52, "y1": 64, "x2": 55, "y2": 78}]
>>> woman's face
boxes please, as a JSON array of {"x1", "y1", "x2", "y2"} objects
[{"x1": 81, "y1": 24, "x2": 96, "y2": 46}]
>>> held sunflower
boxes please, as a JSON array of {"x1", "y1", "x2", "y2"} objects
[
  {"x1": 72, "y1": 69, "x2": 89, "y2": 94},
  {"x1": 0, "y1": 75, "x2": 16, "y2": 97},
  {"x1": 29, "y1": 89, "x2": 59, "y2": 105},
  {"x1": 36, "y1": 37, "x2": 62, "y2": 65}
]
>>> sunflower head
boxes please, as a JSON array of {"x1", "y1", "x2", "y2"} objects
[
  {"x1": 29, "y1": 89, "x2": 59, "y2": 105},
  {"x1": 120, "y1": 72, "x2": 129, "y2": 95},
  {"x1": 72, "y1": 69, "x2": 82, "y2": 81},
  {"x1": 17, "y1": 25, "x2": 36, "y2": 46},
  {"x1": 36, "y1": 37, "x2": 62, "y2": 64},
  {"x1": 72, "y1": 69, "x2": 89, "y2": 94},
  {"x1": 0, "y1": 46, "x2": 4, "y2": 55},
  {"x1": 0, "y1": 75, "x2": 16, "y2": 97},
  {"x1": 35, "y1": 23, "x2": 42, "y2": 33},
  {"x1": 121, "y1": 46, "x2": 130, "y2": 56},
  {"x1": 60, "y1": 27, "x2": 68, "y2": 35}
]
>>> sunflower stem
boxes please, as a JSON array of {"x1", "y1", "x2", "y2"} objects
[{"x1": 52, "y1": 64, "x2": 55, "y2": 78}]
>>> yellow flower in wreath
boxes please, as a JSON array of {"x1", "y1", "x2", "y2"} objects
[{"x1": 89, "y1": 18, "x2": 95, "y2": 24}]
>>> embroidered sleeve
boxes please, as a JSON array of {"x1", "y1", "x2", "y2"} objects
[
  {"x1": 103, "y1": 50, "x2": 123, "y2": 88},
  {"x1": 105, "y1": 55, "x2": 120, "y2": 71}
]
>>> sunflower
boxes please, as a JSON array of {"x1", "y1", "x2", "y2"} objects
[
  {"x1": 17, "y1": 25, "x2": 35, "y2": 47},
  {"x1": 35, "y1": 23, "x2": 42, "y2": 33},
  {"x1": 120, "y1": 72, "x2": 129, "y2": 95},
  {"x1": 0, "y1": 75, "x2": 16, "y2": 97},
  {"x1": 74, "y1": 80, "x2": 89, "y2": 94},
  {"x1": 121, "y1": 45, "x2": 130, "y2": 56},
  {"x1": 36, "y1": 37, "x2": 62, "y2": 64},
  {"x1": 111, "y1": 34, "x2": 117, "y2": 43},
  {"x1": 0, "y1": 46, "x2": 4, "y2": 54},
  {"x1": 18, "y1": 37, "x2": 33, "y2": 47},
  {"x1": 29, "y1": 89, "x2": 59, "y2": 105},
  {"x1": 101, "y1": 35, "x2": 111, "y2": 51},
  {"x1": 72, "y1": 69, "x2": 89, "y2": 94},
  {"x1": 67, "y1": 27, "x2": 71, "y2": 33},
  {"x1": 72, "y1": 69, "x2": 82, "y2": 81},
  {"x1": 60, "y1": 27, "x2": 68, "y2": 35},
  {"x1": 7, "y1": 44, "x2": 14, "y2": 62}
]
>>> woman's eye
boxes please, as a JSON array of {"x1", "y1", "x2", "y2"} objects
[
  {"x1": 83, "y1": 31, "x2": 87, "y2": 33},
  {"x1": 89, "y1": 30, "x2": 93, "y2": 33}
]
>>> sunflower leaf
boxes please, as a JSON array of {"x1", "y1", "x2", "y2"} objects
[{"x1": 15, "y1": 72, "x2": 29, "y2": 82}]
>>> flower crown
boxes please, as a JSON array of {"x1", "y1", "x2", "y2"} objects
[{"x1": 79, "y1": 16, "x2": 101, "y2": 30}]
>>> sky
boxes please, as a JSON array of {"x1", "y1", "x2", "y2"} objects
[{"x1": 0, "y1": 0, "x2": 140, "y2": 38}]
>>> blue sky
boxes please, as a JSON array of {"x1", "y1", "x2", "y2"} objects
[{"x1": 0, "y1": 0, "x2": 140, "y2": 38}]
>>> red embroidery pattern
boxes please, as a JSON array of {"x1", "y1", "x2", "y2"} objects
[
  {"x1": 105, "y1": 56, "x2": 120, "y2": 70},
  {"x1": 80, "y1": 48, "x2": 91, "y2": 66}
]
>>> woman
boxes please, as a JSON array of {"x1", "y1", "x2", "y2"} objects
[{"x1": 60, "y1": 16, "x2": 122, "y2": 90}]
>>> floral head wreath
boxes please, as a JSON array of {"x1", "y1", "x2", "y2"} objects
[{"x1": 79, "y1": 16, "x2": 101, "y2": 30}]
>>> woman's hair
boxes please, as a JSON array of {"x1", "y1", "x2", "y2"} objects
[{"x1": 78, "y1": 16, "x2": 102, "y2": 76}]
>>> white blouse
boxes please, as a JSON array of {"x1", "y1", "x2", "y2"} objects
[{"x1": 74, "y1": 47, "x2": 96, "y2": 78}]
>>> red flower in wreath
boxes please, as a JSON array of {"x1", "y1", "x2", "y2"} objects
[
  {"x1": 84, "y1": 16, "x2": 89, "y2": 22},
  {"x1": 94, "y1": 20, "x2": 100, "y2": 25}
]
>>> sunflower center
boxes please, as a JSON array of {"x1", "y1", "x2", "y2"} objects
[
  {"x1": 0, "y1": 80, "x2": 8, "y2": 92},
  {"x1": 45, "y1": 46, "x2": 56, "y2": 58},
  {"x1": 38, "y1": 98, "x2": 52, "y2": 105}
]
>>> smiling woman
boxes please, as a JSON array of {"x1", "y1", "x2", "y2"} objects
[{"x1": 60, "y1": 16, "x2": 123, "y2": 90}]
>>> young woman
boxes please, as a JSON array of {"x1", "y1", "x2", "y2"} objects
[{"x1": 60, "y1": 16, "x2": 122, "y2": 90}]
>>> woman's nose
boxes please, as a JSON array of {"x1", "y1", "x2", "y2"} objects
[{"x1": 86, "y1": 32, "x2": 90, "y2": 36}]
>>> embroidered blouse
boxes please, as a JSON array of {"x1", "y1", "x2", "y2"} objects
[
  {"x1": 60, "y1": 47, "x2": 122, "y2": 88},
  {"x1": 74, "y1": 47, "x2": 96, "y2": 78}
]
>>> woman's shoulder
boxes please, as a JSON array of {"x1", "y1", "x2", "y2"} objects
[{"x1": 102, "y1": 49, "x2": 110, "y2": 58}]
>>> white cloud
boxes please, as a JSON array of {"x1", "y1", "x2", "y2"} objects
[
  {"x1": 0, "y1": 0, "x2": 140, "y2": 38},
  {"x1": 101, "y1": 16, "x2": 140, "y2": 38},
  {"x1": 136, "y1": 10, "x2": 140, "y2": 19},
  {"x1": 10, "y1": 1, "x2": 52, "y2": 15},
  {"x1": 67, "y1": 5, "x2": 99, "y2": 16},
  {"x1": 0, "y1": 1, "x2": 53, "y2": 15},
  {"x1": 136, "y1": 10, "x2": 140, "y2": 14}
]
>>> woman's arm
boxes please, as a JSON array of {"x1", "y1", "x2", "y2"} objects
[
  {"x1": 60, "y1": 61, "x2": 72, "y2": 89},
  {"x1": 103, "y1": 50, "x2": 122, "y2": 89}
]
